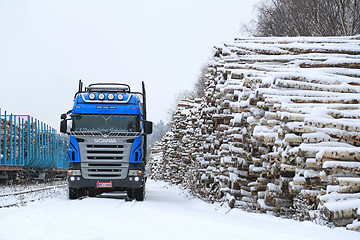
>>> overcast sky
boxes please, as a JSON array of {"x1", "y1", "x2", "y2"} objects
[{"x1": 0, "y1": 0, "x2": 260, "y2": 130}]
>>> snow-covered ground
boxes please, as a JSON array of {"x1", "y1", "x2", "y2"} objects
[
  {"x1": 0, "y1": 180, "x2": 358, "y2": 240},
  {"x1": 0, "y1": 181, "x2": 67, "y2": 208}
]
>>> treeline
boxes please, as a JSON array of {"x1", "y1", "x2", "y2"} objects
[
  {"x1": 246, "y1": 0, "x2": 360, "y2": 37},
  {"x1": 148, "y1": 120, "x2": 171, "y2": 150}
]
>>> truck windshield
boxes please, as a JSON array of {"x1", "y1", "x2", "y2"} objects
[{"x1": 72, "y1": 114, "x2": 141, "y2": 133}]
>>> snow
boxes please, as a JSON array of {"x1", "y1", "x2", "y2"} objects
[
  {"x1": 323, "y1": 161, "x2": 360, "y2": 169},
  {"x1": 232, "y1": 113, "x2": 242, "y2": 123},
  {"x1": 323, "y1": 199, "x2": 360, "y2": 212},
  {"x1": 298, "y1": 142, "x2": 358, "y2": 151},
  {"x1": 326, "y1": 185, "x2": 340, "y2": 194},
  {"x1": 347, "y1": 220, "x2": 360, "y2": 231},
  {"x1": 304, "y1": 170, "x2": 320, "y2": 178},
  {"x1": 337, "y1": 177, "x2": 360, "y2": 183},
  {"x1": 0, "y1": 180, "x2": 359, "y2": 239},
  {"x1": 259, "y1": 88, "x2": 360, "y2": 99},
  {"x1": 231, "y1": 36, "x2": 360, "y2": 53},
  {"x1": 302, "y1": 132, "x2": 332, "y2": 142},
  {"x1": 0, "y1": 182, "x2": 66, "y2": 208},
  {"x1": 181, "y1": 109, "x2": 190, "y2": 115},
  {"x1": 249, "y1": 165, "x2": 266, "y2": 173},
  {"x1": 320, "y1": 192, "x2": 360, "y2": 203},
  {"x1": 267, "y1": 183, "x2": 281, "y2": 193},
  {"x1": 233, "y1": 35, "x2": 358, "y2": 43}
]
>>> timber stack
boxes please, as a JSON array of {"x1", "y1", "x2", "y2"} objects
[{"x1": 149, "y1": 35, "x2": 360, "y2": 231}]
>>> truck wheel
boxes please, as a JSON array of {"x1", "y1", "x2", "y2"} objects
[
  {"x1": 127, "y1": 189, "x2": 134, "y2": 199},
  {"x1": 88, "y1": 188, "x2": 97, "y2": 197},
  {"x1": 78, "y1": 188, "x2": 86, "y2": 198},
  {"x1": 69, "y1": 188, "x2": 79, "y2": 200},
  {"x1": 134, "y1": 186, "x2": 145, "y2": 201}
]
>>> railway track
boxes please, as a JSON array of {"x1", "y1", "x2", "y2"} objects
[{"x1": 0, "y1": 182, "x2": 67, "y2": 208}]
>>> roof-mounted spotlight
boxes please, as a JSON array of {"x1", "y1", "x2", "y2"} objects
[
  {"x1": 108, "y1": 93, "x2": 115, "y2": 100},
  {"x1": 89, "y1": 93, "x2": 96, "y2": 100},
  {"x1": 98, "y1": 93, "x2": 105, "y2": 100},
  {"x1": 117, "y1": 93, "x2": 124, "y2": 101}
]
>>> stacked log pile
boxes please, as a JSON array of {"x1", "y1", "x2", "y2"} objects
[{"x1": 149, "y1": 35, "x2": 360, "y2": 230}]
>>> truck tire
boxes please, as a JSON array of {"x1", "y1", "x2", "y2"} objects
[
  {"x1": 69, "y1": 188, "x2": 79, "y2": 200},
  {"x1": 127, "y1": 189, "x2": 134, "y2": 199},
  {"x1": 134, "y1": 186, "x2": 145, "y2": 201},
  {"x1": 88, "y1": 188, "x2": 97, "y2": 197}
]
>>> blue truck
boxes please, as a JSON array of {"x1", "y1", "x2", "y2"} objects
[{"x1": 60, "y1": 81, "x2": 152, "y2": 200}]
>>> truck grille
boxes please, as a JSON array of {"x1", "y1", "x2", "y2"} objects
[{"x1": 80, "y1": 143, "x2": 131, "y2": 180}]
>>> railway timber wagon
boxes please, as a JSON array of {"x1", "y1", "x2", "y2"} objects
[{"x1": 0, "y1": 109, "x2": 69, "y2": 183}]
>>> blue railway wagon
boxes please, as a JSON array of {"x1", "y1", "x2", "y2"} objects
[{"x1": 0, "y1": 109, "x2": 69, "y2": 182}]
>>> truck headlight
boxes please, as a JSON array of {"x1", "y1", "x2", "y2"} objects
[
  {"x1": 68, "y1": 170, "x2": 81, "y2": 176},
  {"x1": 128, "y1": 170, "x2": 142, "y2": 176}
]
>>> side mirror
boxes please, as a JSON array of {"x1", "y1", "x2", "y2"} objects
[
  {"x1": 143, "y1": 121, "x2": 153, "y2": 134},
  {"x1": 60, "y1": 113, "x2": 67, "y2": 120},
  {"x1": 60, "y1": 119, "x2": 67, "y2": 133}
]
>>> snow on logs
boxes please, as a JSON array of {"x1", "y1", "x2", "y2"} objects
[{"x1": 149, "y1": 35, "x2": 360, "y2": 230}]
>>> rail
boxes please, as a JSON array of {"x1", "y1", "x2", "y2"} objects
[{"x1": 0, "y1": 182, "x2": 67, "y2": 208}]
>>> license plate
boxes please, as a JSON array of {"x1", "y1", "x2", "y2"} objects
[{"x1": 96, "y1": 182, "x2": 112, "y2": 188}]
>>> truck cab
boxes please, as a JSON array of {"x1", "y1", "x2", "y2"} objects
[{"x1": 60, "y1": 81, "x2": 152, "y2": 200}]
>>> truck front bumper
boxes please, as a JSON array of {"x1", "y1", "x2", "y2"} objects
[{"x1": 68, "y1": 175, "x2": 145, "y2": 190}]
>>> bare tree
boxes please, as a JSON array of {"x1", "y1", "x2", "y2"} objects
[
  {"x1": 194, "y1": 64, "x2": 208, "y2": 98},
  {"x1": 335, "y1": 0, "x2": 360, "y2": 35},
  {"x1": 247, "y1": 0, "x2": 360, "y2": 37},
  {"x1": 167, "y1": 63, "x2": 209, "y2": 121},
  {"x1": 167, "y1": 90, "x2": 197, "y2": 121}
]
